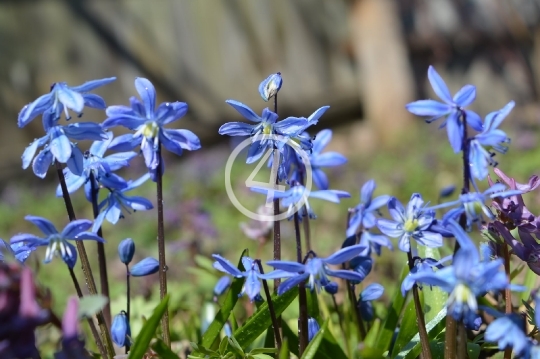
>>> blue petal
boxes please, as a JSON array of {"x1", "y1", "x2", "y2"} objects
[
  {"x1": 56, "y1": 84, "x2": 85, "y2": 113},
  {"x1": 105, "y1": 202, "x2": 122, "y2": 224},
  {"x1": 134, "y1": 78, "x2": 156, "y2": 118},
  {"x1": 103, "y1": 152, "x2": 137, "y2": 171},
  {"x1": 452, "y1": 84, "x2": 476, "y2": 107},
  {"x1": 278, "y1": 273, "x2": 309, "y2": 295},
  {"x1": 109, "y1": 133, "x2": 141, "y2": 152},
  {"x1": 89, "y1": 133, "x2": 113, "y2": 156},
  {"x1": 246, "y1": 141, "x2": 268, "y2": 164},
  {"x1": 387, "y1": 198, "x2": 405, "y2": 222},
  {"x1": 82, "y1": 93, "x2": 106, "y2": 109},
  {"x1": 212, "y1": 254, "x2": 243, "y2": 277},
  {"x1": 274, "y1": 118, "x2": 310, "y2": 137},
  {"x1": 360, "y1": 180, "x2": 376, "y2": 204},
  {"x1": 141, "y1": 141, "x2": 158, "y2": 169},
  {"x1": 312, "y1": 129, "x2": 332, "y2": 154},
  {"x1": 308, "y1": 190, "x2": 341, "y2": 203},
  {"x1": 258, "y1": 73, "x2": 282, "y2": 101},
  {"x1": 10, "y1": 233, "x2": 45, "y2": 245},
  {"x1": 70, "y1": 77, "x2": 116, "y2": 92},
  {"x1": 61, "y1": 220, "x2": 92, "y2": 239},
  {"x1": 377, "y1": 219, "x2": 403, "y2": 238},
  {"x1": 74, "y1": 231, "x2": 105, "y2": 242},
  {"x1": 92, "y1": 211, "x2": 107, "y2": 233},
  {"x1": 32, "y1": 149, "x2": 53, "y2": 178},
  {"x1": 244, "y1": 270, "x2": 262, "y2": 301},
  {"x1": 157, "y1": 101, "x2": 188, "y2": 125},
  {"x1": 307, "y1": 106, "x2": 330, "y2": 125},
  {"x1": 324, "y1": 244, "x2": 367, "y2": 265},
  {"x1": 469, "y1": 141, "x2": 489, "y2": 181},
  {"x1": 64, "y1": 122, "x2": 107, "y2": 141},
  {"x1": 25, "y1": 215, "x2": 58, "y2": 235},
  {"x1": 166, "y1": 129, "x2": 201, "y2": 151},
  {"x1": 219, "y1": 122, "x2": 254, "y2": 136},
  {"x1": 445, "y1": 111, "x2": 462, "y2": 153},
  {"x1": 312, "y1": 169, "x2": 329, "y2": 190},
  {"x1": 100, "y1": 173, "x2": 128, "y2": 190},
  {"x1": 67, "y1": 145, "x2": 84, "y2": 176},
  {"x1": 18, "y1": 93, "x2": 53, "y2": 128},
  {"x1": 416, "y1": 231, "x2": 443, "y2": 248},
  {"x1": 49, "y1": 128, "x2": 72, "y2": 163},
  {"x1": 102, "y1": 114, "x2": 145, "y2": 130},
  {"x1": 266, "y1": 260, "x2": 305, "y2": 273},
  {"x1": 405, "y1": 100, "x2": 451, "y2": 117},
  {"x1": 260, "y1": 269, "x2": 297, "y2": 280},
  {"x1": 366, "y1": 194, "x2": 391, "y2": 212},
  {"x1": 465, "y1": 110, "x2": 483, "y2": 132},
  {"x1": 125, "y1": 173, "x2": 151, "y2": 191},
  {"x1": 22, "y1": 135, "x2": 49, "y2": 169},
  {"x1": 361, "y1": 283, "x2": 384, "y2": 301},
  {"x1": 326, "y1": 268, "x2": 367, "y2": 282},
  {"x1": 111, "y1": 312, "x2": 130, "y2": 347},
  {"x1": 225, "y1": 100, "x2": 261, "y2": 122},
  {"x1": 427, "y1": 66, "x2": 453, "y2": 104},
  {"x1": 121, "y1": 195, "x2": 153, "y2": 211},
  {"x1": 130, "y1": 257, "x2": 159, "y2": 277},
  {"x1": 312, "y1": 152, "x2": 347, "y2": 167}
]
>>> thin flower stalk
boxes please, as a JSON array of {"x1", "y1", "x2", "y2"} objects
[
  {"x1": 255, "y1": 260, "x2": 282, "y2": 350},
  {"x1": 294, "y1": 212, "x2": 309, "y2": 356}
]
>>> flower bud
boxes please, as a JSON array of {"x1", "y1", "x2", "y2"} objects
[
  {"x1": 349, "y1": 256, "x2": 372, "y2": 285},
  {"x1": 307, "y1": 317, "x2": 320, "y2": 342},
  {"x1": 130, "y1": 257, "x2": 159, "y2": 277},
  {"x1": 213, "y1": 276, "x2": 231, "y2": 297},
  {"x1": 111, "y1": 311, "x2": 130, "y2": 347},
  {"x1": 324, "y1": 282, "x2": 338, "y2": 295},
  {"x1": 118, "y1": 238, "x2": 135, "y2": 265},
  {"x1": 258, "y1": 73, "x2": 282, "y2": 102}
]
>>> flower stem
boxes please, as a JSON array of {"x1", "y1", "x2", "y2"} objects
[
  {"x1": 255, "y1": 260, "x2": 282, "y2": 350},
  {"x1": 89, "y1": 172, "x2": 111, "y2": 327},
  {"x1": 502, "y1": 242, "x2": 513, "y2": 359},
  {"x1": 407, "y1": 250, "x2": 432, "y2": 359},
  {"x1": 126, "y1": 264, "x2": 131, "y2": 354},
  {"x1": 293, "y1": 212, "x2": 309, "y2": 355},
  {"x1": 55, "y1": 162, "x2": 115, "y2": 358},
  {"x1": 155, "y1": 144, "x2": 171, "y2": 347},
  {"x1": 68, "y1": 266, "x2": 107, "y2": 359}
]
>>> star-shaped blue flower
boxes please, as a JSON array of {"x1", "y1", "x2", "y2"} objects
[
  {"x1": 103, "y1": 78, "x2": 201, "y2": 180},
  {"x1": 266, "y1": 244, "x2": 368, "y2": 294},
  {"x1": 10, "y1": 216, "x2": 103, "y2": 266},
  {"x1": 469, "y1": 101, "x2": 513, "y2": 180},
  {"x1": 18, "y1": 77, "x2": 116, "y2": 128},
  {"x1": 347, "y1": 180, "x2": 391, "y2": 237},
  {"x1": 406, "y1": 66, "x2": 482, "y2": 153},
  {"x1": 55, "y1": 132, "x2": 136, "y2": 201},
  {"x1": 377, "y1": 193, "x2": 443, "y2": 253},
  {"x1": 92, "y1": 174, "x2": 153, "y2": 232}
]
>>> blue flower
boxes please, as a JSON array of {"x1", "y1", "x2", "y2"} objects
[
  {"x1": 55, "y1": 132, "x2": 136, "y2": 200},
  {"x1": 18, "y1": 77, "x2": 116, "y2": 128},
  {"x1": 404, "y1": 220, "x2": 514, "y2": 324},
  {"x1": 406, "y1": 66, "x2": 482, "y2": 153},
  {"x1": 358, "y1": 283, "x2": 384, "y2": 321},
  {"x1": 485, "y1": 314, "x2": 534, "y2": 358},
  {"x1": 266, "y1": 244, "x2": 368, "y2": 294},
  {"x1": 431, "y1": 183, "x2": 521, "y2": 230},
  {"x1": 130, "y1": 257, "x2": 159, "y2": 277},
  {"x1": 253, "y1": 184, "x2": 350, "y2": 219},
  {"x1": 349, "y1": 256, "x2": 373, "y2": 285},
  {"x1": 103, "y1": 78, "x2": 201, "y2": 180},
  {"x1": 22, "y1": 111, "x2": 107, "y2": 178},
  {"x1": 290, "y1": 129, "x2": 347, "y2": 190},
  {"x1": 307, "y1": 318, "x2": 320, "y2": 342},
  {"x1": 10, "y1": 215, "x2": 103, "y2": 265},
  {"x1": 469, "y1": 101, "x2": 513, "y2": 180},
  {"x1": 401, "y1": 256, "x2": 451, "y2": 296},
  {"x1": 118, "y1": 238, "x2": 135, "y2": 265},
  {"x1": 259, "y1": 73, "x2": 282, "y2": 102},
  {"x1": 377, "y1": 194, "x2": 443, "y2": 253},
  {"x1": 212, "y1": 255, "x2": 291, "y2": 301},
  {"x1": 111, "y1": 311, "x2": 131, "y2": 347},
  {"x1": 219, "y1": 100, "x2": 327, "y2": 163},
  {"x1": 92, "y1": 174, "x2": 153, "y2": 232},
  {"x1": 347, "y1": 180, "x2": 391, "y2": 237}
]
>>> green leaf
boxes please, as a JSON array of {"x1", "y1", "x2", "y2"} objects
[
  {"x1": 429, "y1": 341, "x2": 480, "y2": 359},
  {"x1": 78, "y1": 294, "x2": 108, "y2": 319},
  {"x1": 219, "y1": 336, "x2": 228, "y2": 355},
  {"x1": 281, "y1": 319, "x2": 346, "y2": 359},
  {"x1": 197, "y1": 250, "x2": 248, "y2": 351},
  {"x1": 251, "y1": 355, "x2": 274, "y2": 359},
  {"x1": 152, "y1": 339, "x2": 180, "y2": 359},
  {"x1": 375, "y1": 265, "x2": 409, "y2": 352},
  {"x1": 249, "y1": 348, "x2": 277, "y2": 355},
  {"x1": 521, "y1": 268, "x2": 537, "y2": 302},
  {"x1": 227, "y1": 336, "x2": 245, "y2": 357},
  {"x1": 234, "y1": 287, "x2": 298, "y2": 348},
  {"x1": 364, "y1": 319, "x2": 381, "y2": 348},
  {"x1": 390, "y1": 297, "x2": 419, "y2": 357},
  {"x1": 190, "y1": 343, "x2": 218, "y2": 357},
  {"x1": 128, "y1": 294, "x2": 170, "y2": 359},
  {"x1": 279, "y1": 338, "x2": 290, "y2": 359},
  {"x1": 393, "y1": 308, "x2": 447, "y2": 359},
  {"x1": 301, "y1": 319, "x2": 328, "y2": 359},
  {"x1": 418, "y1": 246, "x2": 447, "y2": 323}
]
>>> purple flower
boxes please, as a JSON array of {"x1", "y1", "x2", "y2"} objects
[{"x1": 406, "y1": 66, "x2": 482, "y2": 153}]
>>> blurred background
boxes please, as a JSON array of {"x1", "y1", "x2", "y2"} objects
[{"x1": 2, "y1": 0, "x2": 540, "y2": 354}]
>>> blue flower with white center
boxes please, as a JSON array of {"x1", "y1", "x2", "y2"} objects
[
  {"x1": 377, "y1": 193, "x2": 442, "y2": 253},
  {"x1": 9, "y1": 215, "x2": 103, "y2": 266},
  {"x1": 18, "y1": 77, "x2": 116, "y2": 128},
  {"x1": 406, "y1": 66, "x2": 482, "y2": 153},
  {"x1": 485, "y1": 314, "x2": 537, "y2": 358},
  {"x1": 92, "y1": 174, "x2": 153, "y2": 232},
  {"x1": 103, "y1": 78, "x2": 201, "y2": 181},
  {"x1": 22, "y1": 111, "x2": 107, "y2": 179},
  {"x1": 259, "y1": 72, "x2": 282, "y2": 102},
  {"x1": 290, "y1": 129, "x2": 347, "y2": 190},
  {"x1": 358, "y1": 283, "x2": 384, "y2": 321},
  {"x1": 404, "y1": 220, "x2": 516, "y2": 324},
  {"x1": 469, "y1": 101, "x2": 513, "y2": 180},
  {"x1": 266, "y1": 244, "x2": 368, "y2": 295},
  {"x1": 55, "y1": 132, "x2": 136, "y2": 201},
  {"x1": 347, "y1": 180, "x2": 391, "y2": 237},
  {"x1": 431, "y1": 183, "x2": 522, "y2": 231},
  {"x1": 219, "y1": 100, "x2": 328, "y2": 164},
  {"x1": 252, "y1": 184, "x2": 350, "y2": 220},
  {"x1": 212, "y1": 255, "x2": 291, "y2": 302}
]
